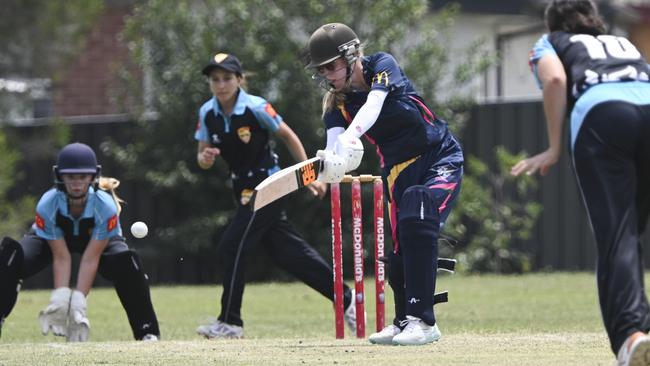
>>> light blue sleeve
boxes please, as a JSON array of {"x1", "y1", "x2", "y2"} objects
[
  {"x1": 250, "y1": 96, "x2": 282, "y2": 132},
  {"x1": 91, "y1": 191, "x2": 121, "y2": 240},
  {"x1": 34, "y1": 190, "x2": 63, "y2": 240},
  {"x1": 194, "y1": 100, "x2": 212, "y2": 142},
  {"x1": 529, "y1": 34, "x2": 557, "y2": 90}
]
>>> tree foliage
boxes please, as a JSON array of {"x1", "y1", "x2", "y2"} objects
[
  {"x1": 0, "y1": 132, "x2": 37, "y2": 238},
  {"x1": 444, "y1": 147, "x2": 543, "y2": 273},
  {"x1": 109, "y1": 0, "x2": 521, "y2": 277}
]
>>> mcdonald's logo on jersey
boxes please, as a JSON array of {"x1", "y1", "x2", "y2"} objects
[{"x1": 372, "y1": 71, "x2": 389, "y2": 87}]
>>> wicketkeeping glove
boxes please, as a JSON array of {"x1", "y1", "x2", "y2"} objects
[
  {"x1": 67, "y1": 290, "x2": 90, "y2": 342},
  {"x1": 316, "y1": 149, "x2": 346, "y2": 183},
  {"x1": 38, "y1": 287, "x2": 71, "y2": 337}
]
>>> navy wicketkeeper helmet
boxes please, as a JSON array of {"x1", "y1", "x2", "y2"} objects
[{"x1": 53, "y1": 142, "x2": 101, "y2": 190}]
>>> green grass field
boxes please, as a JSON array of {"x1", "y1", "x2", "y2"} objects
[{"x1": 0, "y1": 273, "x2": 620, "y2": 365}]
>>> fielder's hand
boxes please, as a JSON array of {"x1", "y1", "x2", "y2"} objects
[
  {"x1": 198, "y1": 147, "x2": 220, "y2": 169},
  {"x1": 67, "y1": 290, "x2": 90, "y2": 342},
  {"x1": 38, "y1": 287, "x2": 71, "y2": 337},
  {"x1": 307, "y1": 180, "x2": 327, "y2": 198},
  {"x1": 510, "y1": 149, "x2": 559, "y2": 177},
  {"x1": 334, "y1": 134, "x2": 364, "y2": 172},
  {"x1": 316, "y1": 150, "x2": 346, "y2": 183}
]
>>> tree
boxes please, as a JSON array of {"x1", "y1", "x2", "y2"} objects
[{"x1": 108, "y1": 0, "x2": 498, "y2": 278}]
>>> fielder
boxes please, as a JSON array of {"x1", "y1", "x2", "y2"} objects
[
  {"x1": 512, "y1": 0, "x2": 650, "y2": 364},
  {"x1": 194, "y1": 52, "x2": 359, "y2": 339},
  {"x1": 305, "y1": 23, "x2": 463, "y2": 345},
  {"x1": 0, "y1": 142, "x2": 160, "y2": 341}
]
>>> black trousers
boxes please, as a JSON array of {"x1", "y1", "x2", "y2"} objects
[
  {"x1": 573, "y1": 101, "x2": 650, "y2": 353},
  {"x1": 19, "y1": 232, "x2": 160, "y2": 340},
  {"x1": 217, "y1": 199, "x2": 349, "y2": 326}
]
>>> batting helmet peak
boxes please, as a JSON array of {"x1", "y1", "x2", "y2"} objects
[{"x1": 306, "y1": 23, "x2": 360, "y2": 69}]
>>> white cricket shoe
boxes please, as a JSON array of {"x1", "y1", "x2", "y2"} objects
[
  {"x1": 616, "y1": 333, "x2": 650, "y2": 366},
  {"x1": 392, "y1": 315, "x2": 441, "y2": 346},
  {"x1": 196, "y1": 319, "x2": 243, "y2": 339},
  {"x1": 141, "y1": 334, "x2": 159, "y2": 342},
  {"x1": 368, "y1": 324, "x2": 402, "y2": 345},
  {"x1": 343, "y1": 289, "x2": 367, "y2": 336}
]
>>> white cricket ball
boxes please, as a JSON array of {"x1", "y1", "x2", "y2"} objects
[{"x1": 130, "y1": 221, "x2": 148, "y2": 239}]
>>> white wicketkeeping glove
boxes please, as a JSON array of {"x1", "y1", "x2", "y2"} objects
[
  {"x1": 38, "y1": 287, "x2": 71, "y2": 337},
  {"x1": 334, "y1": 134, "x2": 364, "y2": 172},
  {"x1": 316, "y1": 149, "x2": 346, "y2": 183},
  {"x1": 66, "y1": 290, "x2": 90, "y2": 342}
]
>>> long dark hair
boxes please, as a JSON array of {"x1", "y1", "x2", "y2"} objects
[{"x1": 545, "y1": 0, "x2": 606, "y2": 36}]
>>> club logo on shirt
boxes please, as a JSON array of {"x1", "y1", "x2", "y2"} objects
[
  {"x1": 211, "y1": 133, "x2": 221, "y2": 144},
  {"x1": 35, "y1": 213, "x2": 45, "y2": 230},
  {"x1": 237, "y1": 126, "x2": 251, "y2": 144},
  {"x1": 240, "y1": 189, "x2": 254, "y2": 205},
  {"x1": 265, "y1": 103, "x2": 277, "y2": 118},
  {"x1": 107, "y1": 215, "x2": 118, "y2": 232},
  {"x1": 372, "y1": 71, "x2": 389, "y2": 87}
]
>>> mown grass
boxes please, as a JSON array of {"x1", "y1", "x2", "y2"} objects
[{"x1": 0, "y1": 273, "x2": 619, "y2": 365}]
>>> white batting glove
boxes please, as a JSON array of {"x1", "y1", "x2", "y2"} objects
[
  {"x1": 334, "y1": 134, "x2": 364, "y2": 172},
  {"x1": 38, "y1": 287, "x2": 71, "y2": 337},
  {"x1": 316, "y1": 150, "x2": 346, "y2": 183},
  {"x1": 67, "y1": 290, "x2": 90, "y2": 342}
]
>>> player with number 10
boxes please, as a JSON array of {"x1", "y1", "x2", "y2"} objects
[{"x1": 511, "y1": 1, "x2": 650, "y2": 364}]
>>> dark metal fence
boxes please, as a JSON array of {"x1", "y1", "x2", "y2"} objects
[{"x1": 11, "y1": 100, "x2": 646, "y2": 288}]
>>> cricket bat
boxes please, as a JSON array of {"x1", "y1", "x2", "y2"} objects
[{"x1": 251, "y1": 157, "x2": 321, "y2": 211}]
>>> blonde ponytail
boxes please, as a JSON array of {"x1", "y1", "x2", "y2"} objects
[{"x1": 98, "y1": 177, "x2": 124, "y2": 215}]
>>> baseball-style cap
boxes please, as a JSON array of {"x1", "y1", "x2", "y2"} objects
[{"x1": 202, "y1": 53, "x2": 243, "y2": 76}]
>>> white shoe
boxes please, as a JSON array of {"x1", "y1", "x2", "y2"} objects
[
  {"x1": 343, "y1": 289, "x2": 367, "y2": 336},
  {"x1": 141, "y1": 334, "x2": 159, "y2": 341},
  {"x1": 196, "y1": 319, "x2": 243, "y2": 339},
  {"x1": 616, "y1": 333, "x2": 650, "y2": 366},
  {"x1": 369, "y1": 324, "x2": 402, "y2": 345},
  {"x1": 392, "y1": 315, "x2": 441, "y2": 346}
]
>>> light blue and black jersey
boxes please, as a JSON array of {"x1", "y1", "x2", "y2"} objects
[
  {"x1": 33, "y1": 186, "x2": 121, "y2": 252},
  {"x1": 194, "y1": 88, "x2": 282, "y2": 181},
  {"x1": 323, "y1": 52, "x2": 451, "y2": 171},
  {"x1": 530, "y1": 32, "x2": 650, "y2": 149}
]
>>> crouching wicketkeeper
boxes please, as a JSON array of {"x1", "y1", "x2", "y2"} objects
[{"x1": 0, "y1": 143, "x2": 159, "y2": 342}]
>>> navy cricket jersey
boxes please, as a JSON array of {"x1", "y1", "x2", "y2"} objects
[
  {"x1": 323, "y1": 52, "x2": 449, "y2": 170},
  {"x1": 34, "y1": 186, "x2": 121, "y2": 250},
  {"x1": 195, "y1": 88, "x2": 282, "y2": 180}
]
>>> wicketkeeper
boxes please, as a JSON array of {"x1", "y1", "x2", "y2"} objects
[{"x1": 0, "y1": 142, "x2": 160, "y2": 341}]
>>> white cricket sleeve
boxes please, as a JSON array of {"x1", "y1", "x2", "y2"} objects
[{"x1": 342, "y1": 89, "x2": 388, "y2": 139}]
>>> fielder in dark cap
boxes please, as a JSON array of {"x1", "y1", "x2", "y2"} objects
[
  {"x1": 202, "y1": 53, "x2": 243, "y2": 77},
  {"x1": 194, "y1": 52, "x2": 360, "y2": 339}
]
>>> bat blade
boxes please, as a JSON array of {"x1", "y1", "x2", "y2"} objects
[{"x1": 251, "y1": 157, "x2": 321, "y2": 212}]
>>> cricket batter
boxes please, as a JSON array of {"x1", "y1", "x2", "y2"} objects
[
  {"x1": 0, "y1": 142, "x2": 160, "y2": 341},
  {"x1": 512, "y1": 1, "x2": 650, "y2": 364},
  {"x1": 305, "y1": 23, "x2": 464, "y2": 345},
  {"x1": 194, "y1": 52, "x2": 359, "y2": 338}
]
